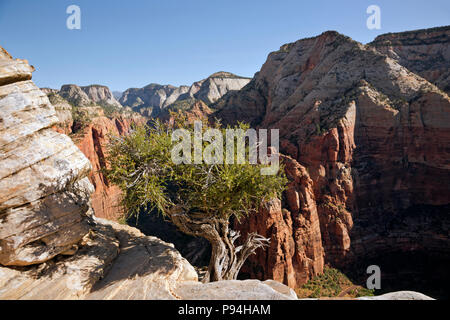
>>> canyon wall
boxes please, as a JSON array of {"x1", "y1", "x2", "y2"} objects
[
  {"x1": 215, "y1": 29, "x2": 450, "y2": 289},
  {"x1": 75, "y1": 115, "x2": 146, "y2": 220}
]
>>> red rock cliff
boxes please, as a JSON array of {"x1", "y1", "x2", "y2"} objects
[
  {"x1": 217, "y1": 30, "x2": 450, "y2": 288},
  {"x1": 75, "y1": 115, "x2": 146, "y2": 220}
]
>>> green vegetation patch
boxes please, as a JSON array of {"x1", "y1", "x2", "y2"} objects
[{"x1": 296, "y1": 266, "x2": 375, "y2": 298}]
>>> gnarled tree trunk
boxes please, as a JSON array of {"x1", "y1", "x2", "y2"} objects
[{"x1": 168, "y1": 208, "x2": 269, "y2": 282}]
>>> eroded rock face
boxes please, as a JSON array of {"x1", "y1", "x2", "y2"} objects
[
  {"x1": 214, "y1": 29, "x2": 450, "y2": 290},
  {"x1": 59, "y1": 84, "x2": 92, "y2": 107},
  {"x1": 0, "y1": 217, "x2": 296, "y2": 300},
  {"x1": 0, "y1": 47, "x2": 94, "y2": 266},
  {"x1": 75, "y1": 115, "x2": 146, "y2": 220},
  {"x1": 119, "y1": 72, "x2": 251, "y2": 116},
  {"x1": 369, "y1": 26, "x2": 450, "y2": 94},
  {"x1": 47, "y1": 92, "x2": 74, "y2": 135},
  {"x1": 236, "y1": 155, "x2": 324, "y2": 288},
  {"x1": 80, "y1": 85, "x2": 122, "y2": 108},
  {"x1": 58, "y1": 84, "x2": 122, "y2": 108}
]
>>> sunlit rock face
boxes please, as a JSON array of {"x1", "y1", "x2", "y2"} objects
[
  {"x1": 119, "y1": 71, "x2": 251, "y2": 117},
  {"x1": 75, "y1": 114, "x2": 146, "y2": 221},
  {"x1": 215, "y1": 29, "x2": 450, "y2": 294},
  {"x1": 369, "y1": 26, "x2": 450, "y2": 94},
  {"x1": 0, "y1": 46, "x2": 94, "y2": 266}
]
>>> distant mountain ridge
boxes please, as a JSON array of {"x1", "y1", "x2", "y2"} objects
[
  {"x1": 42, "y1": 84, "x2": 123, "y2": 109},
  {"x1": 369, "y1": 25, "x2": 450, "y2": 94},
  {"x1": 119, "y1": 71, "x2": 251, "y2": 117}
]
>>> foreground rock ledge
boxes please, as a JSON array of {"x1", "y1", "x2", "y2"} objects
[{"x1": 0, "y1": 218, "x2": 297, "y2": 300}]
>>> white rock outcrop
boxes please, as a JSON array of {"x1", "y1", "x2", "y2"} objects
[
  {"x1": 0, "y1": 47, "x2": 94, "y2": 266},
  {"x1": 0, "y1": 217, "x2": 297, "y2": 300}
]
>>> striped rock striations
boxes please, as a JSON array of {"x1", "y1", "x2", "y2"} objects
[
  {"x1": 216, "y1": 29, "x2": 450, "y2": 290},
  {"x1": 0, "y1": 47, "x2": 94, "y2": 266}
]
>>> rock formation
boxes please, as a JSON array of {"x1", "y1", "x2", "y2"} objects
[
  {"x1": 59, "y1": 84, "x2": 93, "y2": 107},
  {"x1": 80, "y1": 84, "x2": 122, "y2": 108},
  {"x1": 75, "y1": 115, "x2": 146, "y2": 220},
  {"x1": 119, "y1": 71, "x2": 251, "y2": 116},
  {"x1": 39, "y1": 85, "x2": 146, "y2": 220},
  {"x1": 369, "y1": 26, "x2": 450, "y2": 94},
  {"x1": 214, "y1": 29, "x2": 450, "y2": 292},
  {"x1": 0, "y1": 46, "x2": 298, "y2": 300},
  {"x1": 112, "y1": 90, "x2": 122, "y2": 100},
  {"x1": 236, "y1": 154, "x2": 324, "y2": 288},
  {"x1": 47, "y1": 92, "x2": 74, "y2": 135},
  {"x1": 0, "y1": 216, "x2": 298, "y2": 299},
  {"x1": 0, "y1": 47, "x2": 94, "y2": 266},
  {"x1": 58, "y1": 84, "x2": 122, "y2": 108}
]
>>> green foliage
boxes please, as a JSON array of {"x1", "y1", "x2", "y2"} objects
[
  {"x1": 296, "y1": 266, "x2": 375, "y2": 298},
  {"x1": 105, "y1": 116, "x2": 287, "y2": 222},
  {"x1": 99, "y1": 102, "x2": 123, "y2": 117},
  {"x1": 167, "y1": 98, "x2": 198, "y2": 112}
]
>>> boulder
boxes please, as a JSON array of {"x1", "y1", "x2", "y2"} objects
[{"x1": 0, "y1": 217, "x2": 297, "y2": 300}]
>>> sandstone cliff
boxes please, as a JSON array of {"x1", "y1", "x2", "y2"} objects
[
  {"x1": 47, "y1": 92, "x2": 74, "y2": 135},
  {"x1": 0, "y1": 47, "x2": 94, "y2": 266},
  {"x1": 59, "y1": 84, "x2": 122, "y2": 108},
  {"x1": 370, "y1": 26, "x2": 450, "y2": 94},
  {"x1": 81, "y1": 84, "x2": 122, "y2": 108},
  {"x1": 0, "y1": 215, "x2": 298, "y2": 300},
  {"x1": 214, "y1": 29, "x2": 450, "y2": 292},
  {"x1": 119, "y1": 71, "x2": 251, "y2": 117},
  {"x1": 75, "y1": 115, "x2": 146, "y2": 220}
]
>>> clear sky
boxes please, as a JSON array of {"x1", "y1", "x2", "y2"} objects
[{"x1": 0, "y1": 0, "x2": 448, "y2": 91}]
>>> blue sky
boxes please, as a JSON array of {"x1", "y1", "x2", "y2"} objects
[{"x1": 0, "y1": 0, "x2": 448, "y2": 91}]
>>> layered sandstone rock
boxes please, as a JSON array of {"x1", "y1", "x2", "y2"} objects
[
  {"x1": 214, "y1": 29, "x2": 450, "y2": 289},
  {"x1": 236, "y1": 154, "x2": 324, "y2": 288},
  {"x1": 120, "y1": 72, "x2": 250, "y2": 116},
  {"x1": 370, "y1": 26, "x2": 450, "y2": 94},
  {"x1": 59, "y1": 84, "x2": 92, "y2": 107},
  {"x1": 47, "y1": 92, "x2": 74, "y2": 135},
  {"x1": 0, "y1": 217, "x2": 297, "y2": 300},
  {"x1": 0, "y1": 47, "x2": 94, "y2": 266}
]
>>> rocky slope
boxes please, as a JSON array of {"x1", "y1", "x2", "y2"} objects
[
  {"x1": 81, "y1": 84, "x2": 122, "y2": 108},
  {"x1": 119, "y1": 71, "x2": 250, "y2": 117},
  {"x1": 214, "y1": 29, "x2": 450, "y2": 293},
  {"x1": 0, "y1": 217, "x2": 298, "y2": 300},
  {"x1": 0, "y1": 46, "x2": 297, "y2": 300},
  {"x1": 74, "y1": 115, "x2": 146, "y2": 221},
  {"x1": 0, "y1": 47, "x2": 93, "y2": 266},
  {"x1": 57, "y1": 84, "x2": 122, "y2": 108},
  {"x1": 369, "y1": 26, "x2": 450, "y2": 94},
  {"x1": 47, "y1": 92, "x2": 74, "y2": 135}
]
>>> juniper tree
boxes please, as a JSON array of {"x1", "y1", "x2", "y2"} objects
[{"x1": 105, "y1": 116, "x2": 287, "y2": 282}]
